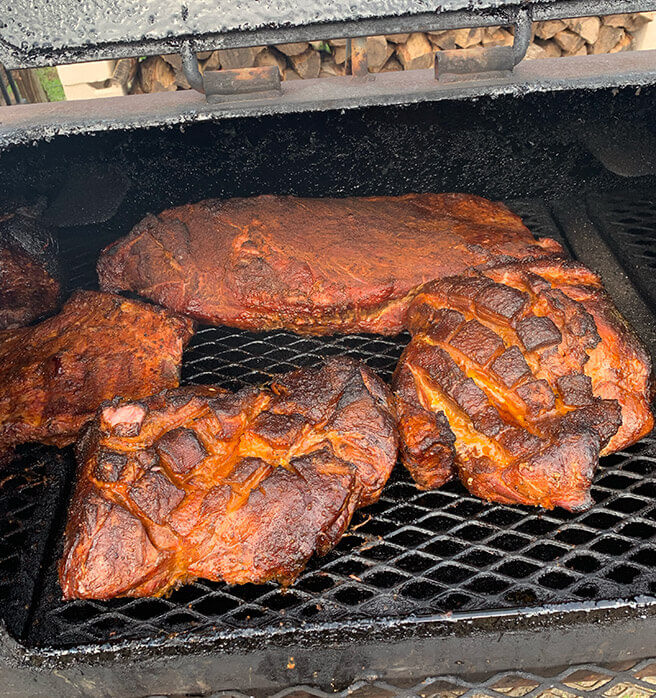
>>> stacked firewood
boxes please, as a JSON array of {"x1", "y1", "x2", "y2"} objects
[{"x1": 130, "y1": 13, "x2": 652, "y2": 92}]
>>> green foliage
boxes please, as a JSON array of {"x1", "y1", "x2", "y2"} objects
[{"x1": 35, "y1": 67, "x2": 65, "y2": 102}]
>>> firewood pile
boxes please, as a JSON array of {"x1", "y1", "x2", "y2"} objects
[{"x1": 129, "y1": 13, "x2": 651, "y2": 93}]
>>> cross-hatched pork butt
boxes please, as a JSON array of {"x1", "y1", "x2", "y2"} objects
[
  {"x1": 393, "y1": 258, "x2": 652, "y2": 511},
  {"x1": 59, "y1": 357, "x2": 398, "y2": 600}
]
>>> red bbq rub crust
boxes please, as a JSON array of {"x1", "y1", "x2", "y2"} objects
[
  {"x1": 393, "y1": 258, "x2": 652, "y2": 511},
  {"x1": 0, "y1": 290, "x2": 193, "y2": 458},
  {"x1": 59, "y1": 358, "x2": 398, "y2": 600},
  {"x1": 97, "y1": 193, "x2": 562, "y2": 335}
]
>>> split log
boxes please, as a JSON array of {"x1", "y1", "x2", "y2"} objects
[
  {"x1": 591, "y1": 25, "x2": 625, "y2": 54},
  {"x1": 553, "y1": 29, "x2": 585, "y2": 54},
  {"x1": 276, "y1": 42, "x2": 310, "y2": 57},
  {"x1": 525, "y1": 43, "x2": 548, "y2": 60},
  {"x1": 603, "y1": 14, "x2": 632, "y2": 28},
  {"x1": 109, "y1": 58, "x2": 138, "y2": 89},
  {"x1": 534, "y1": 39, "x2": 562, "y2": 57},
  {"x1": 283, "y1": 68, "x2": 301, "y2": 81},
  {"x1": 482, "y1": 27, "x2": 513, "y2": 47},
  {"x1": 288, "y1": 48, "x2": 321, "y2": 79},
  {"x1": 319, "y1": 56, "x2": 345, "y2": 77},
  {"x1": 625, "y1": 13, "x2": 653, "y2": 31},
  {"x1": 333, "y1": 45, "x2": 347, "y2": 65},
  {"x1": 610, "y1": 31, "x2": 632, "y2": 52},
  {"x1": 366, "y1": 36, "x2": 392, "y2": 72},
  {"x1": 380, "y1": 56, "x2": 403, "y2": 72},
  {"x1": 161, "y1": 54, "x2": 190, "y2": 89},
  {"x1": 428, "y1": 31, "x2": 457, "y2": 50},
  {"x1": 138, "y1": 56, "x2": 177, "y2": 93},
  {"x1": 396, "y1": 33, "x2": 434, "y2": 70},
  {"x1": 452, "y1": 27, "x2": 484, "y2": 48},
  {"x1": 255, "y1": 48, "x2": 288, "y2": 75},
  {"x1": 218, "y1": 47, "x2": 261, "y2": 70},
  {"x1": 386, "y1": 33, "x2": 410, "y2": 44},
  {"x1": 534, "y1": 19, "x2": 566, "y2": 40},
  {"x1": 564, "y1": 43, "x2": 589, "y2": 57},
  {"x1": 605, "y1": 13, "x2": 651, "y2": 32},
  {"x1": 564, "y1": 16, "x2": 601, "y2": 44},
  {"x1": 201, "y1": 51, "x2": 221, "y2": 72}
]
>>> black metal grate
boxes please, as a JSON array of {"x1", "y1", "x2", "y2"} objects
[
  {"x1": 203, "y1": 657, "x2": 656, "y2": 697},
  {"x1": 587, "y1": 192, "x2": 656, "y2": 310},
  {"x1": 0, "y1": 197, "x2": 654, "y2": 650}
]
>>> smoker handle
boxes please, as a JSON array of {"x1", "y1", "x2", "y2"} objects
[
  {"x1": 181, "y1": 41, "x2": 205, "y2": 94},
  {"x1": 435, "y1": 7, "x2": 532, "y2": 80},
  {"x1": 181, "y1": 40, "x2": 282, "y2": 101},
  {"x1": 181, "y1": 7, "x2": 532, "y2": 99}
]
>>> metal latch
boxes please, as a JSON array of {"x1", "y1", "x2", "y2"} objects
[
  {"x1": 435, "y1": 8, "x2": 532, "y2": 81},
  {"x1": 181, "y1": 41, "x2": 281, "y2": 103}
]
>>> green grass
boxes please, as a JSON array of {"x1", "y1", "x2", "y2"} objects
[{"x1": 35, "y1": 67, "x2": 65, "y2": 101}]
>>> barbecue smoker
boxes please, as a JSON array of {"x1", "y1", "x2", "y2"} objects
[{"x1": 2, "y1": 0, "x2": 656, "y2": 695}]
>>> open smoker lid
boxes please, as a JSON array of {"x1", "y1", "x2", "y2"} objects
[{"x1": 0, "y1": 0, "x2": 653, "y2": 68}]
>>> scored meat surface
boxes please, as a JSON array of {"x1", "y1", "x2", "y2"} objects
[
  {"x1": 59, "y1": 358, "x2": 398, "y2": 600},
  {"x1": 393, "y1": 258, "x2": 653, "y2": 511},
  {"x1": 0, "y1": 208, "x2": 60, "y2": 330},
  {"x1": 97, "y1": 193, "x2": 562, "y2": 335},
  {"x1": 0, "y1": 291, "x2": 193, "y2": 459}
]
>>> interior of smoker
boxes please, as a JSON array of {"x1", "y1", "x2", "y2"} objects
[{"x1": 0, "y1": 84, "x2": 655, "y2": 653}]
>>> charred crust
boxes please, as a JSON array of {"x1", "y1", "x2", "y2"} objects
[{"x1": 59, "y1": 358, "x2": 397, "y2": 598}]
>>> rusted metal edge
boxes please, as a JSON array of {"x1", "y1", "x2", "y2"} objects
[
  {"x1": 1, "y1": 50, "x2": 655, "y2": 150},
  {"x1": 204, "y1": 66, "x2": 281, "y2": 103}
]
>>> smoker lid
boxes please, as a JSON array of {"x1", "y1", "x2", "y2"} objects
[{"x1": 1, "y1": 0, "x2": 654, "y2": 69}]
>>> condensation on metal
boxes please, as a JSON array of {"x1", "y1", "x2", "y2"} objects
[{"x1": 2, "y1": 0, "x2": 656, "y2": 69}]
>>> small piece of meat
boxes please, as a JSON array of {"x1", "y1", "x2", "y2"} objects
[
  {"x1": 97, "y1": 193, "x2": 563, "y2": 335},
  {"x1": 0, "y1": 208, "x2": 60, "y2": 329},
  {"x1": 0, "y1": 290, "x2": 193, "y2": 458},
  {"x1": 58, "y1": 358, "x2": 398, "y2": 600},
  {"x1": 393, "y1": 258, "x2": 651, "y2": 511}
]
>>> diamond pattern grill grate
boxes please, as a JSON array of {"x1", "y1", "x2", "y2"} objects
[
  {"x1": 0, "y1": 195, "x2": 653, "y2": 650},
  {"x1": 588, "y1": 192, "x2": 656, "y2": 310},
  {"x1": 204, "y1": 657, "x2": 656, "y2": 697}
]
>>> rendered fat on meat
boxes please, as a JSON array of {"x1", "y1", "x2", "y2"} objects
[
  {"x1": 97, "y1": 193, "x2": 563, "y2": 335},
  {"x1": 0, "y1": 290, "x2": 194, "y2": 459},
  {"x1": 59, "y1": 358, "x2": 398, "y2": 599},
  {"x1": 393, "y1": 258, "x2": 653, "y2": 511}
]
